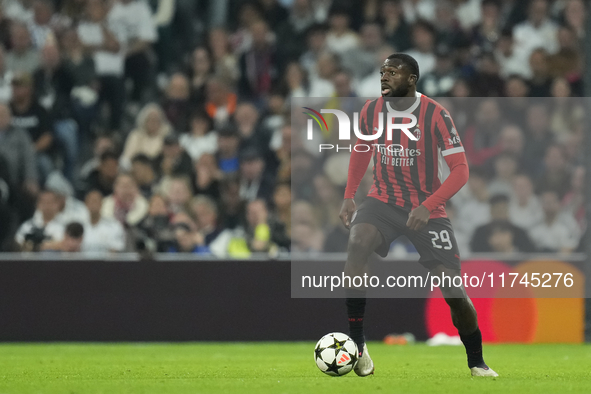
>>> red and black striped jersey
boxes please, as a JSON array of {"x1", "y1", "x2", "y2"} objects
[{"x1": 356, "y1": 93, "x2": 465, "y2": 219}]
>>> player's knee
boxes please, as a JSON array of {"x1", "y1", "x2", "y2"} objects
[{"x1": 348, "y1": 228, "x2": 377, "y2": 255}]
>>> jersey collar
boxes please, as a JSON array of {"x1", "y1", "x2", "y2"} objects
[{"x1": 385, "y1": 91, "x2": 422, "y2": 114}]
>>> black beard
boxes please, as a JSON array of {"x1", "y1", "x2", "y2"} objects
[{"x1": 383, "y1": 83, "x2": 410, "y2": 98}]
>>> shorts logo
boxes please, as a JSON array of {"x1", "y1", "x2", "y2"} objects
[{"x1": 351, "y1": 211, "x2": 358, "y2": 223}]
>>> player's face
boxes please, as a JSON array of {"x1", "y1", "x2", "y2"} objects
[{"x1": 380, "y1": 59, "x2": 415, "y2": 97}]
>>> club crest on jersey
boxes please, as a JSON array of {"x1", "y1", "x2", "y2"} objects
[{"x1": 412, "y1": 127, "x2": 421, "y2": 141}]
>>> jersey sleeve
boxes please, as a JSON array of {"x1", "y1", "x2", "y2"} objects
[{"x1": 434, "y1": 108, "x2": 464, "y2": 157}]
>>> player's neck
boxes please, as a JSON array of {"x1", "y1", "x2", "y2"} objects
[{"x1": 385, "y1": 89, "x2": 419, "y2": 112}]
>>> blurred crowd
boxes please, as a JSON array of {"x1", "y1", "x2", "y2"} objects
[{"x1": 0, "y1": 0, "x2": 587, "y2": 257}]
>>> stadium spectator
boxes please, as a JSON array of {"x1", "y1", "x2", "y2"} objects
[
  {"x1": 216, "y1": 126, "x2": 240, "y2": 174},
  {"x1": 179, "y1": 110, "x2": 217, "y2": 162},
  {"x1": 488, "y1": 153, "x2": 518, "y2": 198},
  {"x1": 15, "y1": 189, "x2": 64, "y2": 250},
  {"x1": 562, "y1": 0, "x2": 586, "y2": 42},
  {"x1": 417, "y1": 48, "x2": 457, "y2": 97},
  {"x1": 453, "y1": 167, "x2": 490, "y2": 242},
  {"x1": 463, "y1": 99, "x2": 504, "y2": 167},
  {"x1": 77, "y1": 0, "x2": 126, "y2": 131},
  {"x1": 130, "y1": 154, "x2": 157, "y2": 199},
  {"x1": 34, "y1": 42, "x2": 78, "y2": 181},
  {"x1": 161, "y1": 72, "x2": 191, "y2": 132},
  {"x1": 522, "y1": 102, "x2": 554, "y2": 176},
  {"x1": 239, "y1": 148, "x2": 274, "y2": 203},
  {"x1": 341, "y1": 23, "x2": 387, "y2": 81},
  {"x1": 528, "y1": 49, "x2": 552, "y2": 97},
  {"x1": 207, "y1": 28, "x2": 239, "y2": 83},
  {"x1": 495, "y1": 29, "x2": 529, "y2": 79},
  {"x1": 204, "y1": 76, "x2": 236, "y2": 128},
  {"x1": 219, "y1": 177, "x2": 245, "y2": 230},
  {"x1": 135, "y1": 193, "x2": 174, "y2": 252},
  {"x1": 485, "y1": 221, "x2": 519, "y2": 255},
  {"x1": 406, "y1": 20, "x2": 436, "y2": 75},
  {"x1": 535, "y1": 145, "x2": 571, "y2": 199},
  {"x1": 275, "y1": 0, "x2": 315, "y2": 65},
  {"x1": 187, "y1": 47, "x2": 213, "y2": 108},
  {"x1": 110, "y1": 0, "x2": 157, "y2": 103},
  {"x1": 299, "y1": 24, "x2": 327, "y2": 77},
  {"x1": 168, "y1": 214, "x2": 210, "y2": 255},
  {"x1": 470, "y1": 52, "x2": 505, "y2": 97},
  {"x1": 470, "y1": 194, "x2": 536, "y2": 253},
  {"x1": 562, "y1": 165, "x2": 585, "y2": 231},
  {"x1": 6, "y1": 22, "x2": 40, "y2": 74},
  {"x1": 10, "y1": 71, "x2": 54, "y2": 182},
  {"x1": 238, "y1": 20, "x2": 277, "y2": 105},
  {"x1": 471, "y1": 0, "x2": 502, "y2": 53},
  {"x1": 241, "y1": 199, "x2": 276, "y2": 254},
  {"x1": 402, "y1": 0, "x2": 436, "y2": 24},
  {"x1": 101, "y1": 173, "x2": 149, "y2": 227},
  {"x1": 233, "y1": 102, "x2": 272, "y2": 157},
  {"x1": 512, "y1": 0, "x2": 559, "y2": 66},
  {"x1": 508, "y1": 174, "x2": 544, "y2": 231},
  {"x1": 529, "y1": 190, "x2": 580, "y2": 253},
  {"x1": 193, "y1": 153, "x2": 222, "y2": 200},
  {"x1": 282, "y1": 61, "x2": 309, "y2": 98},
  {"x1": 189, "y1": 195, "x2": 228, "y2": 254},
  {"x1": 154, "y1": 133, "x2": 193, "y2": 179},
  {"x1": 81, "y1": 189, "x2": 125, "y2": 254},
  {"x1": 308, "y1": 51, "x2": 337, "y2": 97},
  {"x1": 60, "y1": 27, "x2": 99, "y2": 146},
  {"x1": 379, "y1": 0, "x2": 412, "y2": 52},
  {"x1": 498, "y1": 124, "x2": 526, "y2": 159},
  {"x1": 121, "y1": 103, "x2": 171, "y2": 168},
  {"x1": 45, "y1": 171, "x2": 90, "y2": 226},
  {"x1": 325, "y1": 8, "x2": 358, "y2": 56},
  {"x1": 79, "y1": 150, "x2": 119, "y2": 197},
  {"x1": 39, "y1": 221, "x2": 84, "y2": 253},
  {"x1": 161, "y1": 175, "x2": 192, "y2": 214},
  {"x1": 78, "y1": 135, "x2": 116, "y2": 180},
  {"x1": 0, "y1": 102, "x2": 38, "y2": 206},
  {"x1": 28, "y1": 0, "x2": 60, "y2": 49}
]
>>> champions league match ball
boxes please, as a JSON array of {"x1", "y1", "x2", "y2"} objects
[{"x1": 314, "y1": 332, "x2": 358, "y2": 376}]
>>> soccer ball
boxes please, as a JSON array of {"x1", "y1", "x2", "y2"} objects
[{"x1": 314, "y1": 332, "x2": 358, "y2": 376}]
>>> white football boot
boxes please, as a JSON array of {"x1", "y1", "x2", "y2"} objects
[
  {"x1": 470, "y1": 366, "x2": 499, "y2": 377},
  {"x1": 353, "y1": 344, "x2": 375, "y2": 376}
]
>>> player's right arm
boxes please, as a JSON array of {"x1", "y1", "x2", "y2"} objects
[{"x1": 340, "y1": 102, "x2": 374, "y2": 229}]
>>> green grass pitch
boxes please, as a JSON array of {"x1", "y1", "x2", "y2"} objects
[{"x1": 0, "y1": 343, "x2": 590, "y2": 394}]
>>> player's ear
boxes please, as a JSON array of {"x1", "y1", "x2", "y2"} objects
[{"x1": 409, "y1": 74, "x2": 418, "y2": 85}]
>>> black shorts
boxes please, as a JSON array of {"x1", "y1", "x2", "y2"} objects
[{"x1": 351, "y1": 197, "x2": 461, "y2": 270}]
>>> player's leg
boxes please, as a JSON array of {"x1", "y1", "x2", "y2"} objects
[
  {"x1": 344, "y1": 222, "x2": 382, "y2": 355},
  {"x1": 406, "y1": 218, "x2": 498, "y2": 377},
  {"x1": 344, "y1": 198, "x2": 402, "y2": 376},
  {"x1": 429, "y1": 264, "x2": 497, "y2": 376}
]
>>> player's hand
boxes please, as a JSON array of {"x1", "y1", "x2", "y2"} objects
[
  {"x1": 339, "y1": 199, "x2": 356, "y2": 229},
  {"x1": 406, "y1": 205, "x2": 430, "y2": 231}
]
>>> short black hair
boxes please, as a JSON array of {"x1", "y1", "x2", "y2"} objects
[
  {"x1": 100, "y1": 150, "x2": 119, "y2": 163},
  {"x1": 489, "y1": 194, "x2": 510, "y2": 205},
  {"x1": 65, "y1": 222, "x2": 84, "y2": 239},
  {"x1": 386, "y1": 53, "x2": 420, "y2": 81}
]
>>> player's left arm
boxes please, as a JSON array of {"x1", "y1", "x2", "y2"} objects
[{"x1": 406, "y1": 108, "x2": 469, "y2": 231}]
